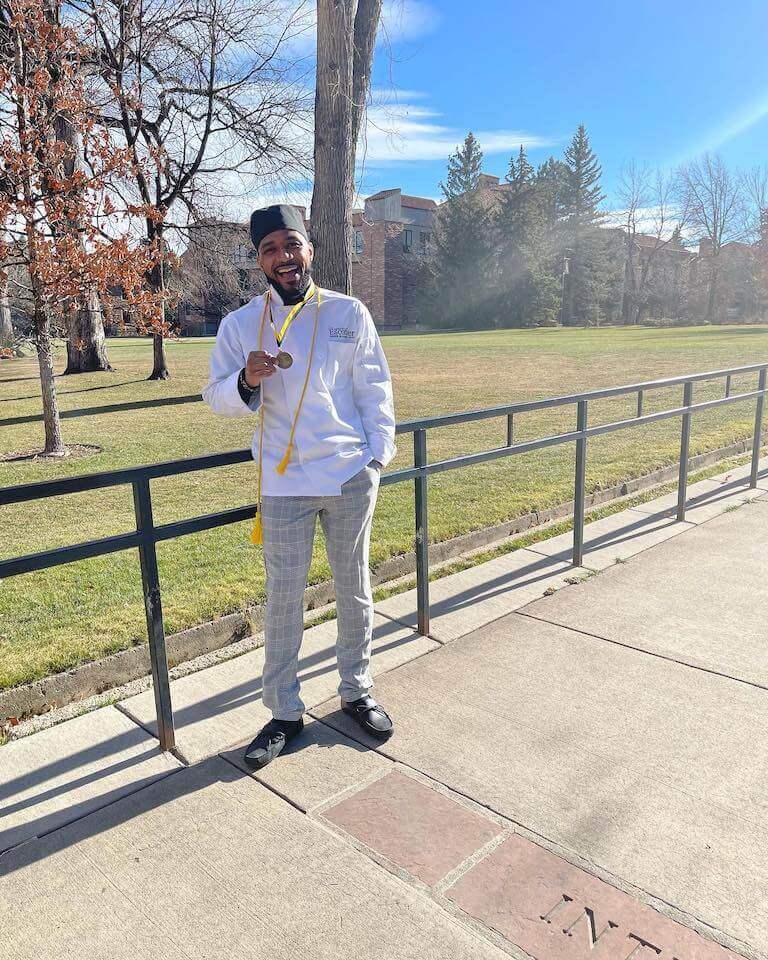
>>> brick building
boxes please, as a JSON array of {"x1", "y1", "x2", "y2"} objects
[
  {"x1": 350, "y1": 189, "x2": 437, "y2": 328},
  {"x1": 176, "y1": 190, "x2": 437, "y2": 334}
]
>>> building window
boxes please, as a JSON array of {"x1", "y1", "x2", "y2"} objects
[
  {"x1": 403, "y1": 229, "x2": 413, "y2": 252},
  {"x1": 419, "y1": 231, "x2": 431, "y2": 254},
  {"x1": 354, "y1": 230, "x2": 364, "y2": 255}
]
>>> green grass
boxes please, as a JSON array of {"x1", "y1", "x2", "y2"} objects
[{"x1": 1, "y1": 324, "x2": 767, "y2": 691}]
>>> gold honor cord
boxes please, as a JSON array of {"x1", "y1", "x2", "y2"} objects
[{"x1": 251, "y1": 286, "x2": 322, "y2": 545}]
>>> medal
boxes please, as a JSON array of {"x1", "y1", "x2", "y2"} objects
[{"x1": 268, "y1": 282, "x2": 317, "y2": 372}]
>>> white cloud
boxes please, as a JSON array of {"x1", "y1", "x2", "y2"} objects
[
  {"x1": 359, "y1": 92, "x2": 552, "y2": 167},
  {"x1": 603, "y1": 205, "x2": 692, "y2": 241}
]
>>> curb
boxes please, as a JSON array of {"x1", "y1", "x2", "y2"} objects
[{"x1": 0, "y1": 434, "x2": 761, "y2": 723}]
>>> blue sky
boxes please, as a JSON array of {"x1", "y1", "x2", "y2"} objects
[{"x1": 358, "y1": 0, "x2": 768, "y2": 208}]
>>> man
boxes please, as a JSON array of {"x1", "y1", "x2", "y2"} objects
[{"x1": 202, "y1": 204, "x2": 396, "y2": 769}]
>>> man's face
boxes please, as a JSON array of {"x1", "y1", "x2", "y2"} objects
[{"x1": 257, "y1": 229, "x2": 314, "y2": 296}]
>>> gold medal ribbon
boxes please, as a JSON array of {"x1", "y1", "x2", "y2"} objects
[
  {"x1": 251, "y1": 284, "x2": 322, "y2": 545},
  {"x1": 269, "y1": 280, "x2": 317, "y2": 347}
]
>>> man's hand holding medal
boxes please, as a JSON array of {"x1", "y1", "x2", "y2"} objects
[{"x1": 244, "y1": 350, "x2": 277, "y2": 388}]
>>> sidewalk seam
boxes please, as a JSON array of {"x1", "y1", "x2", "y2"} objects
[
  {"x1": 515, "y1": 609, "x2": 768, "y2": 694},
  {"x1": 308, "y1": 711, "x2": 755, "y2": 958}
]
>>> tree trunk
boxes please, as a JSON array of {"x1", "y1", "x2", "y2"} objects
[
  {"x1": 149, "y1": 331, "x2": 170, "y2": 380},
  {"x1": 35, "y1": 310, "x2": 67, "y2": 455},
  {"x1": 0, "y1": 275, "x2": 13, "y2": 348},
  {"x1": 63, "y1": 285, "x2": 114, "y2": 373},
  {"x1": 350, "y1": 0, "x2": 382, "y2": 148},
  {"x1": 310, "y1": 0, "x2": 357, "y2": 293},
  {"x1": 310, "y1": 0, "x2": 381, "y2": 294},
  {"x1": 147, "y1": 222, "x2": 170, "y2": 380}
]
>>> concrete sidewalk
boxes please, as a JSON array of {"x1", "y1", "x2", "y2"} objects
[{"x1": 2, "y1": 461, "x2": 767, "y2": 960}]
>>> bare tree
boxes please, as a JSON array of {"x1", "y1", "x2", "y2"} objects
[
  {"x1": 741, "y1": 165, "x2": 768, "y2": 243},
  {"x1": 677, "y1": 153, "x2": 744, "y2": 323},
  {"x1": 177, "y1": 218, "x2": 266, "y2": 325},
  {"x1": 310, "y1": 0, "x2": 382, "y2": 292},
  {"x1": 618, "y1": 162, "x2": 683, "y2": 324},
  {"x1": 74, "y1": 0, "x2": 312, "y2": 378}
]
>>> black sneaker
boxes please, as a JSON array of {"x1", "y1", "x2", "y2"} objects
[
  {"x1": 243, "y1": 717, "x2": 304, "y2": 769},
  {"x1": 341, "y1": 696, "x2": 393, "y2": 738}
]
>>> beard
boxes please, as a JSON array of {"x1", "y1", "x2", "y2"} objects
[{"x1": 267, "y1": 268, "x2": 313, "y2": 305}]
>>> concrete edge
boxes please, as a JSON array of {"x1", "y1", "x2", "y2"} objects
[{"x1": 1, "y1": 435, "x2": 763, "y2": 725}]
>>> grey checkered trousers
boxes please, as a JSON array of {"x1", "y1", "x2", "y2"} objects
[{"x1": 260, "y1": 463, "x2": 380, "y2": 720}]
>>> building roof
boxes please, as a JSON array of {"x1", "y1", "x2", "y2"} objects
[
  {"x1": 366, "y1": 189, "x2": 436, "y2": 210},
  {"x1": 401, "y1": 194, "x2": 437, "y2": 210},
  {"x1": 366, "y1": 189, "x2": 400, "y2": 201}
]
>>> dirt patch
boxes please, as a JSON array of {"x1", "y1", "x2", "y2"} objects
[{"x1": 0, "y1": 443, "x2": 103, "y2": 463}]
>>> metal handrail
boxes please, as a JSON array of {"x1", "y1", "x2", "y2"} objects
[{"x1": 1, "y1": 361, "x2": 766, "y2": 752}]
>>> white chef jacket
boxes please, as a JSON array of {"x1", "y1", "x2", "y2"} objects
[{"x1": 201, "y1": 285, "x2": 397, "y2": 496}]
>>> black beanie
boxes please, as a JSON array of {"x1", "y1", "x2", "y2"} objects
[{"x1": 250, "y1": 204, "x2": 308, "y2": 250}]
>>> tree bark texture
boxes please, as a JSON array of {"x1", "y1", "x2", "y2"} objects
[
  {"x1": 0, "y1": 275, "x2": 13, "y2": 347},
  {"x1": 350, "y1": 0, "x2": 382, "y2": 148},
  {"x1": 35, "y1": 309, "x2": 66, "y2": 455},
  {"x1": 147, "y1": 223, "x2": 170, "y2": 380},
  {"x1": 64, "y1": 286, "x2": 114, "y2": 373},
  {"x1": 149, "y1": 331, "x2": 170, "y2": 380},
  {"x1": 310, "y1": 0, "x2": 357, "y2": 294}
]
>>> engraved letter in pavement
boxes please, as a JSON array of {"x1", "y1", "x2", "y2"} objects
[
  {"x1": 564, "y1": 907, "x2": 619, "y2": 950},
  {"x1": 540, "y1": 894, "x2": 575, "y2": 924},
  {"x1": 621, "y1": 933, "x2": 663, "y2": 960}
]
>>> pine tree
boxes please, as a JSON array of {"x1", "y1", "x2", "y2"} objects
[
  {"x1": 423, "y1": 133, "x2": 494, "y2": 328},
  {"x1": 563, "y1": 124, "x2": 605, "y2": 230},
  {"x1": 561, "y1": 125, "x2": 607, "y2": 324},
  {"x1": 506, "y1": 145, "x2": 534, "y2": 187},
  {"x1": 440, "y1": 131, "x2": 484, "y2": 198},
  {"x1": 493, "y1": 146, "x2": 559, "y2": 327}
]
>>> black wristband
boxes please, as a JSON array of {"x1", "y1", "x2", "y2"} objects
[{"x1": 237, "y1": 368, "x2": 257, "y2": 404}]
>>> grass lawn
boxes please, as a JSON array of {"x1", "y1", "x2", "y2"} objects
[{"x1": 1, "y1": 324, "x2": 767, "y2": 691}]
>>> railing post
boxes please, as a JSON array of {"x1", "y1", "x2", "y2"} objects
[
  {"x1": 413, "y1": 429, "x2": 430, "y2": 636},
  {"x1": 636, "y1": 389, "x2": 644, "y2": 418},
  {"x1": 573, "y1": 400, "x2": 588, "y2": 566},
  {"x1": 677, "y1": 381, "x2": 694, "y2": 522},
  {"x1": 506, "y1": 413, "x2": 514, "y2": 447},
  {"x1": 725, "y1": 374, "x2": 732, "y2": 398},
  {"x1": 750, "y1": 367, "x2": 766, "y2": 488},
  {"x1": 133, "y1": 478, "x2": 175, "y2": 752}
]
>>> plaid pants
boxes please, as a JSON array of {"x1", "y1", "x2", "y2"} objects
[{"x1": 260, "y1": 463, "x2": 380, "y2": 721}]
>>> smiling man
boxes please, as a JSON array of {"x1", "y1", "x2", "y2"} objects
[{"x1": 202, "y1": 204, "x2": 397, "y2": 768}]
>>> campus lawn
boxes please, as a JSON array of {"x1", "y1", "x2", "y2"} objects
[{"x1": 1, "y1": 324, "x2": 767, "y2": 691}]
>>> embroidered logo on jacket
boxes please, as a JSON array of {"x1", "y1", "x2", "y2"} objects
[{"x1": 328, "y1": 326, "x2": 356, "y2": 341}]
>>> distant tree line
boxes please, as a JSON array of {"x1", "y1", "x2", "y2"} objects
[{"x1": 420, "y1": 127, "x2": 768, "y2": 330}]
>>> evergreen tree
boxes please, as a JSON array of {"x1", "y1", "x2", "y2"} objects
[
  {"x1": 562, "y1": 124, "x2": 605, "y2": 230},
  {"x1": 423, "y1": 133, "x2": 494, "y2": 328},
  {"x1": 493, "y1": 146, "x2": 560, "y2": 327},
  {"x1": 506, "y1": 145, "x2": 534, "y2": 187},
  {"x1": 440, "y1": 131, "x2": 484, "y2": 197},
  {"x1": 561, "y1": 124, "x2": 607, "y2": 324}
]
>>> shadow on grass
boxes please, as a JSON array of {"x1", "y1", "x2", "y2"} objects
[
  {"x1": 0, "y1": 378, "x2": 148, "y2": 405},
  {"x1": 0, "y1": 393, "x2": 203, "y2": 427}
]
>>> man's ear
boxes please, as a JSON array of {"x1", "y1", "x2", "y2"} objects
[{"x1": 307, "y1": 241, "x2": 315, "y2": 263}]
